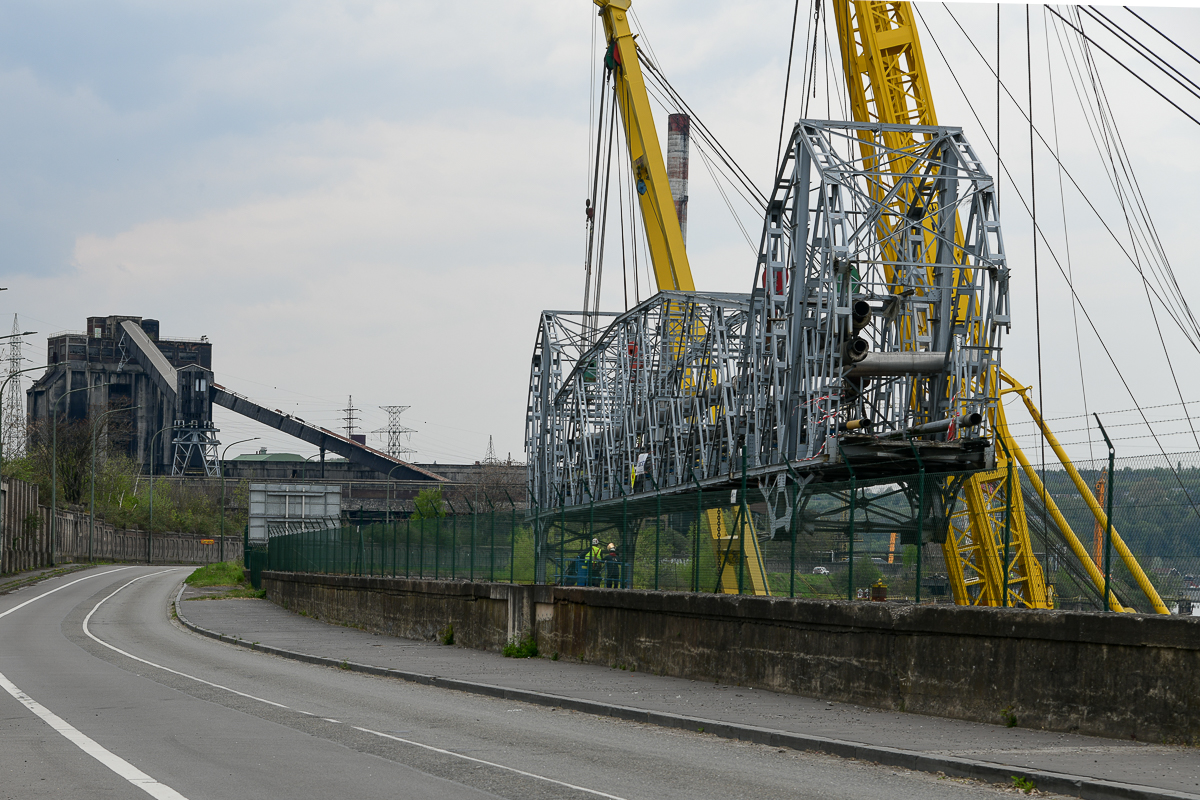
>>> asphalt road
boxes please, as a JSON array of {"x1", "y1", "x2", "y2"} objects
[{"x1": 0, "y1": 566, "x2": 1054, "y2": 800}]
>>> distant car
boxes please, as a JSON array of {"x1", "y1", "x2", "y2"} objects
[{"x1": 812, "y1": 566, "x2": 830, "y2": 575}]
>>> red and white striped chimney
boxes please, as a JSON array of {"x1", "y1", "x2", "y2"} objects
[{"x1": 667, "y1": 113, "x2": 690, "y2": 246}]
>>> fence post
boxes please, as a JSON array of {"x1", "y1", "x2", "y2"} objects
[
  {"x1": 557, "y1": 489, "x2": 565, "y2": 586},
  {"x1": 844, "y1": 452, "x2": 857, "y2": 602},
  {"x1": 1095, "y1": 414, "x2": 1117, "y2": 612},
  {"x1": 653, "y1": 476, "x2": 661, "y2": 591},
  {"x1": 466, "y1": 498, "x2": 476, "y2": 582},
  {"x1": 785, "y1": 460, "x2": 803, "y2": 599},
  {"x1": 489, "y1": 498, "x2": 497, "y2": 582},
  {"x1": 996, "y1": 435, "x2": 1014, "y2": 607},
  {"x1": 737, "y1": 445, "x2": 748, "y2": 595},
  {"x1": 508, "y1": 492, "x2": 517, "y2": 584},
  {"x1": 691, "y1": 472, "x2": 703, "y2": 593},
  {"x1": 906, "y1": 441, "x2": 924, "y2": 604},
  {"x1": 448, "y1": 502, "x2": 457, "y2": 579},
  {"x1": 405, "y1": 515, "x2": 411, "y2": 577}
]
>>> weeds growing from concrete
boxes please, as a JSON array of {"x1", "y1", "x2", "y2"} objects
[{"x1": 502, "y1": 636, "x2": 538, "y2": 658}]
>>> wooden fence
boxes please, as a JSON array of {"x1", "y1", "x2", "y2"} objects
[{"x1": 1, "y1": 477, "x2": 243, "y2": 574}]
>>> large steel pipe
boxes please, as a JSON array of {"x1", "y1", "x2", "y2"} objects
[
  {"x1": 883, "y1": 411, "x2": 981, "y2": 439},
  {"x1": 846, "y1": 351, "x2": 948, "y2": 377}
]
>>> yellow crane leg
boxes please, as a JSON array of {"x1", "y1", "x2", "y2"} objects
[
  {"x1": 1007, "y1": 435, "x2": 1129, "y2": 613},
  {"x1": 1006, "y1": 375, "x2": 1169, "y2": 614},
  {"x1": 947, "y1": 472, "x2": 1008, "y2": 606},
  {"x1": 947, "y1": 382, "x2": 1050, "y2": 609},
  {"x1": 708, "y1": 508, "x2": 770, "y2": 596}
]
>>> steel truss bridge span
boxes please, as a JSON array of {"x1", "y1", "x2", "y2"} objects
[{"x1": 528, "y1": 121, "x2": 1004, "y2": 517}]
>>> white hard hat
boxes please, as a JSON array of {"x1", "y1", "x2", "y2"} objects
[{"x1": 592, "y1": 538, "x2": 599, "y2": 545}]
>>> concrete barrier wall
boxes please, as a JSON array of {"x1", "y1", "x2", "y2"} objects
[{"x1": 261, "y1": 572, "x2": 1200, "y2": 744}]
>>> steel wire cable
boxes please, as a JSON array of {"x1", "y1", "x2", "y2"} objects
[
  {"x1": 1126, "y1": 6, "x2": 1200, "y2": 70},
  {"x1": 923, "y1": 4, "x2": 1200, "y2": 522},
  {"x1": 1030, "y1": 5, "x2": 1052, "y2": 543},
  {"x1": 1062, "y1": 10, "x2": 1194, "y2": 339},
  {"x1": 1046, "y1": 6, "x2": 1200, "y2": 127},
  {"x1": 775, "y1": 0, "x2": 803, "y2": 179},
  {"x1": 638, "y1": 71, "x2": 766, "y2": 240},
  {"x1": 1042, "y1": 7, "x2": 1095, "y2": 464},
  {"x1": 937, "y1": 3, "x2": 1200, "y2": 355},
  {"x1": 1051, "y1": 15, "x2": 1197, "y2": 349},
  {"x1": 1083, "y1": 7, "x2": 1200, "y2": 101},
  {"x1": 639, "y1": 60, "x2": 767, "y2": 210},
  {"x1": 1056, "y1": 9, "x2": 1200, "y2": 449},
  {"x1": 799, "y1": 0, "x2": 820, "y2": 119}
]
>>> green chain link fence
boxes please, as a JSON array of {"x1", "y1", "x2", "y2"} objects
[{"x1": 255, "y1": 454, "x2": 1199, "y2": 613}]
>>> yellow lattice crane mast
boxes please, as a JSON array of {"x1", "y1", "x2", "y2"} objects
[
  {"x1": 832, "y1": 0, "x2": 1166, "y2": 613},
  {"x1": 595, "y1": 0, "x2": 770, "y2": 595}
]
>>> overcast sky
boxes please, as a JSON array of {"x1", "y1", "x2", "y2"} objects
[{"x1": 2, "y1": 1, "x2": 1199, "y2": 466}]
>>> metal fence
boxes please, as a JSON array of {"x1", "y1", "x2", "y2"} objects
[
  {"x1": 1024, "y1": 450, "x2": 1200, "y2": 613},
  {"x1": 539, "y1": 470, "x2": 971, "y2": 602},
  {"x1": 256, "y1": 452, "x2": 1200, "y2": 613},
  {"x1": 264, "y1": 508, "x2": 532, "y2": 584}
]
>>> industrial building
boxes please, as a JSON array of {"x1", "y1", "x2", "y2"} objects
[
  {"x1": 27, "y1": 315, "x2": 217, "y2": 475},
  {"x1": 27, "y1": 314, "x2": 444, "y2": 484}
]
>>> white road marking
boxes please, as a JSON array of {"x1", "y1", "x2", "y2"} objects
[
  {"x1": 354, "y1": 726, "x2": 633, "y2": 800},
  {"x1": 98, "y1": 571, "x2": 636, "y2": 800},
  {"x1": 0, "y1": 566, "x2": 134, "y2": 620},
  {"x1": 83, "y1": 572, "x2": 291, "y2": 710},
  {"x1": 0, "y1": 671, "x2": 190, "y2": 800},
  {"x1": 0, "y1": 566, "x2": 189, "y2": 800}
]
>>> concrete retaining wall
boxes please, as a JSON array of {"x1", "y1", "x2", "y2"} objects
[{"x1": 261, "y1": 571, "x2": 1200, "y2": 744}]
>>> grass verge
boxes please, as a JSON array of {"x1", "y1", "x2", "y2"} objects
[{"x1": 185, "y1": 561, "x2": 245, "y2": 587}]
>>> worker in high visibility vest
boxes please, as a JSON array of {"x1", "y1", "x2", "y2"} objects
[{"x1": 587, "y1": 538, "x2": 603, "y2": 586}]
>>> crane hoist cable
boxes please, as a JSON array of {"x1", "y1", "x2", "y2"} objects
[
  {"x1": 774, "y1": 0, "x2": 803, "y2": 178},
  {"x1": 937, "y1": 3, "x2": 1200, "y2": 355},
  {"x1": 1067, "y1": 11, "x2": 1200, "y2": 452},
  {"x1": 1041, "y1": 6, "x2": 1095, "y2": 465},
  {"x1": 1046, "y1": 6, "x2": 1200, "y2": 127},
  {"x1": 923, "y1": 4, "x2": 1200, "y2": 528},
  {"x1": 1082, "y1": 6, "x2": 1200, "y2": 103},
  {"x1": 1127, "y1": 6, "x2": 1200, "y2": 70}
]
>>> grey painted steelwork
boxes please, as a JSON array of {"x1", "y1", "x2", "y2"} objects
[
  {"x1": 247, "y1": 482, "x2": 342, "y2": 543},
  {"x1": 527, "y1": 121, "x2": 1007, "y2": 513},
  {"x1": 210, "y1": 384, "x2": 444, "y2": 483}
]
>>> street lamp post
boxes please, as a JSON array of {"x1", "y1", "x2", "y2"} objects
[
  {"x1": 220, "y1": 437, "x2": 259, "y2": 563},
  {"x1": 49, "y1": 383, "x2": 94, "y2": 566},
  {"x1": 304, "y1": 453, "x2": 321, "y2": 481},
  {"x1": 385, "y1": 463, "x2": 407, "y2": 523},
  {"x1": 147, "y1": 423, "x2": 180, "y2": 564},
  {"x1": 0, "y1": 365, "x2": 49, "y2": 571},
  {"x1": 89, "y1": 405, "x2": 139, "y2": 562}
]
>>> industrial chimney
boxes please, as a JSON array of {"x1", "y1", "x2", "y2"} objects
[{"x1": 667, "y1": 114, "x2": 690, "y2": 246}]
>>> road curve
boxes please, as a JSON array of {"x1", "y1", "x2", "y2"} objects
[{"x1": 1, "y1": 566, "x2": 1037, "y2": 800}]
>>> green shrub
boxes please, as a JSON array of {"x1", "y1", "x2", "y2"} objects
[{"x1": 502, "y1": 636, "x2": 538, "y2": 658}]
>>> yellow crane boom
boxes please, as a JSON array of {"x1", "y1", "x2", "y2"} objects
[
  {"x1": 595, "y1": 0, "x2": 769, "y2": 595},
  {"x1": 596, "y1": 0, "x2": 693, "y2": 292}
]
